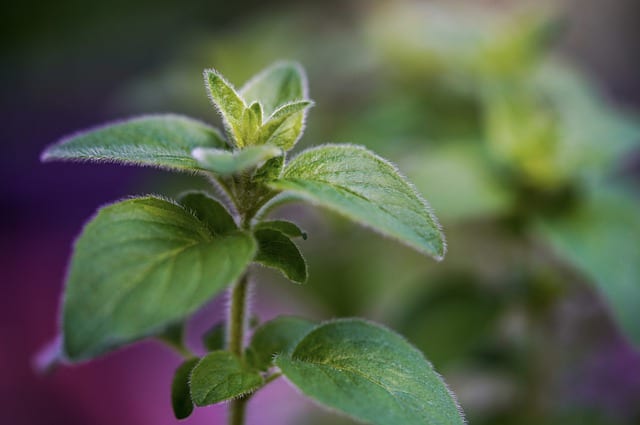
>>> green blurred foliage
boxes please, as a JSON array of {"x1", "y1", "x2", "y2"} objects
[{"x1": 111, "y1": 1, "x2": 640, "y2": 424}]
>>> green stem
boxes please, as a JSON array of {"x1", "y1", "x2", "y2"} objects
[
  {"x1": 229, "y1": 396, "x2": 248, "y2": 425},
  {"x1": 228, "y1": 274, "x2": 249, "y2": 357},
  {"x1": 227, "y1": 273, "x2": 250, "y2": 425}
]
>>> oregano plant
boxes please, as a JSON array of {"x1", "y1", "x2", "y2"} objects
[{"x1": 41, "y1": 62, "x2": 464, "y2": 425}]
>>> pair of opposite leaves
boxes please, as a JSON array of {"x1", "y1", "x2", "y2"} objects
[{"x1": 42, "y1": 61, "x2": 460, "y2": 425}]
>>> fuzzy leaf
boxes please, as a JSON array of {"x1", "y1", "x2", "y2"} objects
[
  {"x1": 253, "y1": 156, "x2": 284, "y2": 183},
  {"x1": 190, "y1": 351, "x2": 263, "y2": 406},
  {"x1": 258, "y1": 100, "x2": 314, "y2": 150},
  {"x1": 62, "y1": 197, "x2": 256, "y2": 361},
  {"x1": 538, "y1": 189, "x2": 640, "y2": 344},
  {"x1": 240, "y1": 102, "x2": 263, "y2": 146},
  {"x1": 276, "y1": 319, "x2": 465, "y2": 425},
  {"x1": 204, "y1": 69, "x2": 247, "y2": 147},
  {"x1": 269, "y1": 145, "x2": 445, "y2": 259},
  {"x1": 254, "y1": 220, "x2": 307, "y2": 239},
  {"x1": 246, "y1": 316, "x2": 315, "y2": 371},
  {"x1": 192, "y1": 145, "x2": 282, "y2": 175},
  {"x1": 41, "y1": 115, "x2": 227, "y2": 172},
  {"x1": 202, "y1": 322, "x2": 225, "y2": 352},
  {"x1": 172, "y1": 357, "x2": 200, "y2": 419},
  {"x1": 254, "y1": 228, "x2": 307, "y2": 284},
  {"x1": 240, "y1": 61, "x2": 308, "y2": 116},
  {"x1": 178, "y1": 192, "x2": 236, "y2": 236}
]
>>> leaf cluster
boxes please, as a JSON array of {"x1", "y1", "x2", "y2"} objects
[{"x1": 41, "y1": 62, "x2": 462, "y2": 424}]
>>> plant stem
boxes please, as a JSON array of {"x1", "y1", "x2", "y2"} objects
[
  {"x1": 227, "y1": 273, "x2": 250, "y2": 424},
  {"x1": 228, "y1": 274, "x2": 249, "y2": 356},
  {"x1": 229, "y1": 396, "x2": 248, "y2": 425}
]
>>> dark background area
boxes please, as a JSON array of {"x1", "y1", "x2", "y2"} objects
[{"x1": 2, "y1": 1, "x2": 639, "y2": 424}]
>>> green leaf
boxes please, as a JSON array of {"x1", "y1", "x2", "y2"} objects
[
  {"x1": 204, "y1": 69, "x2": 247, "y2": 147},
  {"x1": 254, "y1": 228, "x2": 307, "y2": 284},
  {"x1": 190, "y1": 351, "x2": 263, "y2": 406},
  {"x1": 239, "y1": 101, "x2": 263, "y2": 146},
  {"x1": 157, "y1": 322, "x2": 187, "y2": 352},
  {"x1": 254, "y1": 220, "x2": 307, "y2": 239},
  {"x1": 202, "y1": 322, "x2": 226, "y2": 352},
  {"x1": 276, "y1": 319, "x2": 464, "y2": 425},
  {"x1": 178, "y1": 192, "x2": 236, "y2": 236},
  {"x1": 172, "y1": 357, "x2": 200, "y2": 419},
  {"x1": 258, "y1": 100, "x2": 314, "y2": 150},
  {"x1": 41, "y1": 114, "x2": 227, "y2": 172},
  {"x1": 253, "y1": 155, "x2": 284, "y2": 183},
  {"x1": 192, "y1": 145, "x2": 282, "y2": 175},
  {"x1": 62, "y1": 196, "x2": 256, "y2": 361},
  {"x1": 269, "y1": 144, "x2": 445, "y2": 260},
  {"x1": 246, "y1": 316, "x2": 315, "y2": 371},
  {"x1": 538, "y1": 189, "x2": 640, "y2": 344},
  {"x1": 240, "y1": 62, "x2": 311, "y2": 150},
  {"x1": 240, "y1": 61, "x2": 308, "y2": 116}
]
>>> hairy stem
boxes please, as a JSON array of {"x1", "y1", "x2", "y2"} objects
[
  {"x1": 229, "y1": 396, "x2": 248, "y2": 425},
  {"x1": 227, "y1": 273, "x2": 250, "y2": 424}
]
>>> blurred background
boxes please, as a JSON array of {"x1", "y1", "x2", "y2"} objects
[{"x1": 2, "y1": 0, "x2": 640, "y2": 424}]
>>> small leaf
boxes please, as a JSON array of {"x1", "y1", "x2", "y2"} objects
[
  {"x1": 41, "y1": 114, "x2": 227, "y2": 172},
  {"x1": 254, "y1": 220, "x2": 307, "y2": 239},
  {"x1": 269, "y1": 144, "x2": 445, "y2": 259},
  {"x1": 240, "y1": 62, "x2": 311, "y2": 150},
  {"x1": 253, "y1": 155, "x2": 284, "y2": 183},
  {"x1": 192, "y1": 145, "x2": 282, "y2": 175},
  {"x1": 157, "y1": 322, "x2": 187, "y2": 352},
  {"x1": 172, "y1": 358, "x2": 200, "y2": 419},
  {"x1": 204, "y1": 69, "x2": 247, "y2": 147},
  {"x1": 254, "y1": 229, "x2": 307, "y2": 284},
  {"x1": 62, "y1": 196, "x2": 256, "y2": 361},
  {"x1": 202, "y1": 322, "x2": 225, "y2": 352},
  {"x1": 258, "y1": 100, "x2": 314, "y2": 150},
  {"x1": 178, "y1": 192, "x2": 237, "y2": 236},
  {"x1": 246, "y1": 316, "x2": 315, "y2": 371},
  {"x1": 240, "y1": 61, "x2": 308, "y2": 116},
  {"x1": 276, "y1": 319, "x2": 465, "y2": 425},
  {"x1": 240, "y1": 102, "x2": 263, "y2": 146},
  {"x1": 190, "y1": 351, "x2": 263, "y2": 406}
]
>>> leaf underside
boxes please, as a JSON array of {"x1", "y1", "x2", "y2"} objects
[
  {"x1": 172, "y1": 357, "x2": 200, "y2": 419},
  {"x1": 277, "y1": 319, "x2": 465, "y2": 425},
  {"x1": 62, "y1": 196, "x2": 256, "y2": 361},
  {"x1": 42, "y1": 114, "x2": 227, "y2": 172},
  {"x1": 254, "y1": 228, "x2": 308, "y2": 284},
  {"x1": 269, "y1": 144, "x2": 445, "y2": 259},
  {"x1": 192, "y1": 145, "x2": 282, "y2": 175}
]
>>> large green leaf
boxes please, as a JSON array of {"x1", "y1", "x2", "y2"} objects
[
  {"x1": 192, "y1": 145, "x2": 282, "y2": 175},
  {"x1": 240, "y1": 61, "x2": 308, "y2": 115},
  {"x1": 190, "y1": 351, "x2": 263, "y2": 406},
  {"x1": 41, "y1": 114, "x2": 227, "y2": 172},
  {"x1": 276, "y1": 319, "x2": 464, "y2": 425},
  {"x1": 269, "y1": 145, "x2": 445, "y2": 259},
  {"x1": 171, "y1": 357, "x2": 200, "y2": 419},
  {"x1": 62, "y1": 197, "x2": 256, "y2": 361},
  {"x1": 538, "y1": 189, "x2": 640, "y2": 344},
  {"x1": 246, "y1": 316, "x2": 315, "y2": 371},
  {"x1": 254, "y1": 228, "x2": 308, "y2": 284}
]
